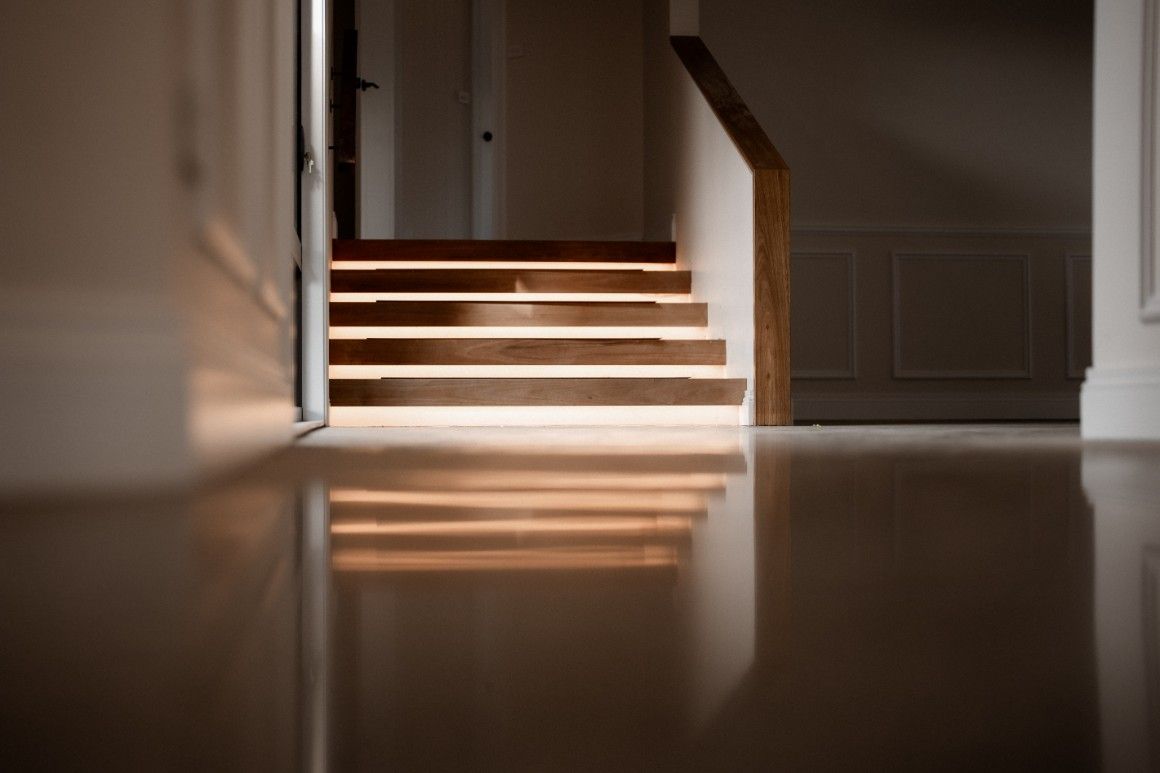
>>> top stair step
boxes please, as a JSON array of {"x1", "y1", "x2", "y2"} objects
[{"x1": 333, "y1": 239, "x2": 677, "y2": 263}]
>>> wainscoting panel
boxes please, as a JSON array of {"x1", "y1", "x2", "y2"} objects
[
  {"x1": 789, "y1": 228, "x2": 1091, "y2": 421},
  {"x1": 791, "y1": 252, "x2": 856, "y2": 378},
  {"x1": 893, "y1": 253, "x2": 1030, "y2": 379},
  {"x1": 1066, "y1": 255, "x2": 1093, "y2": 379}
]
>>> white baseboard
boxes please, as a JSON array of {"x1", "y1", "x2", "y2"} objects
[
  {"x1": 794, "y1": 392, "x2": 1080, "y2": 422},
  {"x1": 1080, "y1": 367, "x2": 1160, "y2": 440},
  {"x1": 294, "y1": 419, "x2": 326, "y2": 437}
]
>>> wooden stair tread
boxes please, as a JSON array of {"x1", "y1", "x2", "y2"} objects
[
  {"x1": 330, "y1": 378, "x2": 747, "y2": 406},
  {"x1": 329, "y1": 301, "x2": 708, "y2": 327},
  {"x1": 331, "y1": 269, "x2": 690, "y2": 294},
  {"x1": 333, "y1": 239, "x2": 676, "y2": 263},
  {"x1": 330, "y1": 338, "x2": 725, "y2": 365}
]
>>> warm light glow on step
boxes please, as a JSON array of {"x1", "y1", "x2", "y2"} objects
[
  {"x1": 328, "y1": 365, "x2": 726, "y2": 378},
  {"x1": 329, "y1": 488, "x2": 708, "y2": 512},
  {"x1": 328, "y1": 405, "x2": 745, "y2": 427},
  {"x1": 331, "y1": 546, "x2": 679, "y2": 572},
  {"x1": 332, "y1": 261, "x2": 677, "y2": 271},
  {"x1": 331, "y1": 293, "x2": 691, "y2": 303},
  {"x1": 329, "y1": 326, "x2": 709, "y2": 339},
  {"x1": 305, "y1": 427, "x2": 746, "y2": 456},
  {"x1": 331, "y1": 515, "x2": 694, "y2": 537}
]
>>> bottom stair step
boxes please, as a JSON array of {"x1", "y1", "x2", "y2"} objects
[{"x1": 330, "y1": 378, "x2": 747, "y2": 406}]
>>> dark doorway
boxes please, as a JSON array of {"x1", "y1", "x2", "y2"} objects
[{"x1": 332, "y1": 0, "x2": 358, "y2": 238}]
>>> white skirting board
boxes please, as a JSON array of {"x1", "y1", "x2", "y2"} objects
[{"x1": 1080, "y1": 367, "x2": 1160, "y2": 440}]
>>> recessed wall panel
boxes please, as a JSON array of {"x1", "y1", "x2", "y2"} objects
[
  {"x1": 791, "y1": 253, "x2": 856, "y2": 378},
  {"x1": 893, "y1": 254, "x2": 1030, "y2": 378},
  {"x1": 1066, "y1": 255, "x2": 1092, "y2": 379}
]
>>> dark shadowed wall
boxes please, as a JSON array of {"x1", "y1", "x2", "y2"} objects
[{"x1": 645, "y1": 0, "x2": 1094, "y2": 420}]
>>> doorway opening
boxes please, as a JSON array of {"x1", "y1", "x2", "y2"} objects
[{"x1": 331, "y1": 0, "x2": 505, "y2": 240}]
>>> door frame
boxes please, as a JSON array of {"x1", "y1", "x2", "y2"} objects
[
  {"x1": 356, "y1": 0, "x2": 505, "y2": 239},
  {"x1": 300, "y1": 0, "x2": 331, "y2": 425},
  {"x1": 471, "y1": 0, "x2": 506, "y2": 238}
]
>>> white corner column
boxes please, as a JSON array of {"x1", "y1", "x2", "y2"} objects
[
  {"x1": 1082, "y1": 0, "x2": 1160, "y2": 439},
  {"x1": 301, "y1": 0, "x2": 332, "y2": 424}
]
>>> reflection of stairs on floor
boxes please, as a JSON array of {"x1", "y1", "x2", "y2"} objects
[
  {"x1": 328, "y1": 239, "x2": 747, "y2": 426},
  {"x1": 324, "y1": 432, "x2": 746, "y2": 576}
]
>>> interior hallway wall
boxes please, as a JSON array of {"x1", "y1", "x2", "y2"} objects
[
  {"x1": 394, "y1": 0, "x2": 474, "y2": 238},
  {"x1": 645, "y1": 0, "x2": 1094, "y2": 421},
  {"x1": 0, "y1": 1, "x2": 297, "y2": 494},
  {"x1": 504, "y1": 0, "x2": 645, "y2": 240},
  {"x1": 358, "y1": 0, "x2": 397, "y2": 238}
]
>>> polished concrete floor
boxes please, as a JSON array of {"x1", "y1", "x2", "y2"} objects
[{"x1": 2, "y1": 425, "x2": 1158, "y2": 770}]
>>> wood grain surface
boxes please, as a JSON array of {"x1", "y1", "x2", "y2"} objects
[
  {"x1": 333, "y1": 239, "x2": 676, "y2": 262},
  {"x1": 331, "y1": 269, "x2": 691, "y2": 294},
  {"x1": 330, "y1": 378, "x2": 747, "y2": 406},
  {"x1": 330, "y1": 338, "x2": 726, "y2": 365}
]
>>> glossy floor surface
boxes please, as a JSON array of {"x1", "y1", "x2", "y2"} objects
[{"x1": 2, "y1": 425, "x2": 1158, "y2": 770}]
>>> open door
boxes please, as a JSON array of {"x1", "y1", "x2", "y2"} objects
[
  {"x1": 331, "y1": 0, "x2": 359, "y2": 238},
  {"x1": 355, "y1": 0, "x2": 503, "y2": 239}
]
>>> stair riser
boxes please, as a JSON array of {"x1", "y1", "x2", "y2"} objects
[
  {"x1": 329, "y1": 338, "x2": 726, "y2": 366},
  {"x1": 334, "y1": 261, "x2": 676, "y2": 271},
  {"x1": 332, "y1": 239, "x2": 677, "y2": 262},
  {"x1": 330, "y1": 327, "x2": 711, "y2": 340},
  {"x1": 330, "y1": 378, "x2": 747, "y2": 406},
  {"x1": 330, "y1": 301, "x2": 709, "y2": 327},
  {"x1": 330, "y1": 365, "x2": 726, "y2": 379},
  {"x1": 331, "y1": 269, "x2": 691, "y2": 294},
  {"x1": 331, "y1": 292, "x2": 691, "y2": 303}
]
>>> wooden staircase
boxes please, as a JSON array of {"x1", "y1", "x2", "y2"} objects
[{"x1": 328, "y1": 240, "x2": 748, "y2": 426}]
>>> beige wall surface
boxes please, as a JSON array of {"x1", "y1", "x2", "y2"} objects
[
  {"x1": 699, "y1": 0, "x2": 1092, "y2": 230},
  {"x1": 641, "y1": 0, "x2": 1093, "y2": 420},
  {"x1": 504, "y1": 0, "x2": 645, "y2": 239},
  {"x1": 394, "y1": 0, "x2": 474, "y2": 238},
  {"x1": 0, "y1": 0, "x2": 296, "y2": 494}
]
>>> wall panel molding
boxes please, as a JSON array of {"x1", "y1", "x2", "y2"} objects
[
  {"x1": 794, "y1": 225, "x2": 1091, "y2": 239},
  {"x1": 892, "y1": 253, "x2": 1032, "y2": 379},
  {"x1": 787, "y1": 229, "x2": 1088, "y2": 422},
  {"x1": 791, "y1": 251, "x2": 857, "y2": 379}
]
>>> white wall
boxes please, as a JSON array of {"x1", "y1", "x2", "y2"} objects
[
  {"x1": 642, "y1": 0, "x2": 754, "y2": 423},
  {"x1": 393, "y1": 0, "x2": 474, "y2": 238},
  {"x1": 698, "y1": 0, "x2": 1092, "y2": 232},
  {"x1": 504, "y1": 0, "x2": 644, "y2": 240},
  {"x1": 1081, "y1": 0, "x2": 1160, "y2": 439},
  {"x1": 357, "y1": 0, "x2": 646, "y2": 240},
  {"x1": 672, "y1": 73, "x2": 756, "y2": 423},
  {"x1": 359, "y1": 0, "x2": 397, "y2": 238},
  {"x1": 0, "y1": 0, "x2": 297, "y2": 495}
]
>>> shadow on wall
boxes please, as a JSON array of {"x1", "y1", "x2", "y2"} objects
[{"x1": 699, "y1": 0, "x2": 1092, "y2": 229}]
